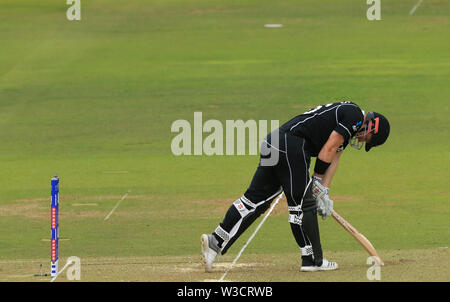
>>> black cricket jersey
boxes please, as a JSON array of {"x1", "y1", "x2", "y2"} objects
[{"x1": 279, "y1": 101, "x2": 365, "y2": 156}]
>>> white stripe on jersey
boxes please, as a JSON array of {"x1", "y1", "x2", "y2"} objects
[
  {"x1": 289, "y1": 104, "x2": 340, "y2": 132},
  {"x1": 338, "y1": 122, "x2": 352, "y2": 137},
  {"x1": 289, "y1": 102, "x2": 361, "y2": 133}
]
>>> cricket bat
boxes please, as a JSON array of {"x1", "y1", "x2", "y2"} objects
[{"x1": 331, "y1": 210, "x2": 384, "y2": 266}]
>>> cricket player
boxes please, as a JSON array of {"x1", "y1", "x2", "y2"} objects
[{"x1": 201, "y1": 101, "x2": 390, "y2": 272}]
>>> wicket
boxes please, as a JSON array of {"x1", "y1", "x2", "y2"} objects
[{"x1": 50, "y1": 175, "x2": 59, "y2": 277}]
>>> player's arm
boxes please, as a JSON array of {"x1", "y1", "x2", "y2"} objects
[
  {"x1": 313, "y1": 130, "x2": 344, "y2": 179},
  {"x1": 321, "y1": 149, "x2": 343, "y2": 188},
  {"x1": 311, "y1": 131, "x2": 344, "y2": 219}
]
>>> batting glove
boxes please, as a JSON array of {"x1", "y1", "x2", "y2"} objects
[{"x1": 312, "y1": 178, "x2": 333, "y2": 220}]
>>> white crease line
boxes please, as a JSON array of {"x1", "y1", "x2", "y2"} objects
[
  {"x1": 104, "y1": 192, "x2": 129, "y2": 221},
  {"x1": 409, "y1": 0, "x2": 424, "y2": 15}
]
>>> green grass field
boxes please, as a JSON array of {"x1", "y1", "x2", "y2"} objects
[{"x1": 0, "y1": 0, "x2": 449, "y2": 282}]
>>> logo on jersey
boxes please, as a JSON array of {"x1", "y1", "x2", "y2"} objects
[{"x1": 352, "y1": 121, "x2": 362, "y2": 132}]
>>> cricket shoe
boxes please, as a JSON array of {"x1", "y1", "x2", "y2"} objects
[
  {"x1": 201, "y1": 234, "x2": 220, "y2": 273},
  {"x1": 301, "y1": 258, "x2": 338, "y2": 272}
]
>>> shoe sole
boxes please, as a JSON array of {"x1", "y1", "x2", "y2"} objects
[
  {"x1": 201, "y1": 234, "x2": 212, "y2": 272},
  {"x1": 301, "y1": 265, "x2": 338, "y2": 272},
  {"x1": 301, "y1": 266, "x2": 319, "y2": 272}
]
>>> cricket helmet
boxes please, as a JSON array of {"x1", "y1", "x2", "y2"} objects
[{"x1": 364, "y1": 112, "x2": 390, "y2": 152}]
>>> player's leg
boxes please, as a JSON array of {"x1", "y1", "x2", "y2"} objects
[
  {"x1": 275, "y1": 133, "x2": 337, "y2": 271},
  {"x1": 201, "y1": 162, "x2": 282, "y2": 272},
  {"x1": 216, "y1": 132, "x2": 285, "y2": 255},
  {"x1": 218, "y1": 181, "x2": 282, "y2": 255},
  {"x1": 213, "y1": 162, "x2": 282, "y2": 254},
  {"x1": 291, "y1": 182, "x2": 337, "y2": 271},
  {"x1": 299, "y1": 184, "x2": 324, "y2": 267},
  {"x1": 274, "y1": 133, "x2": 315, "y2": 266}
]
